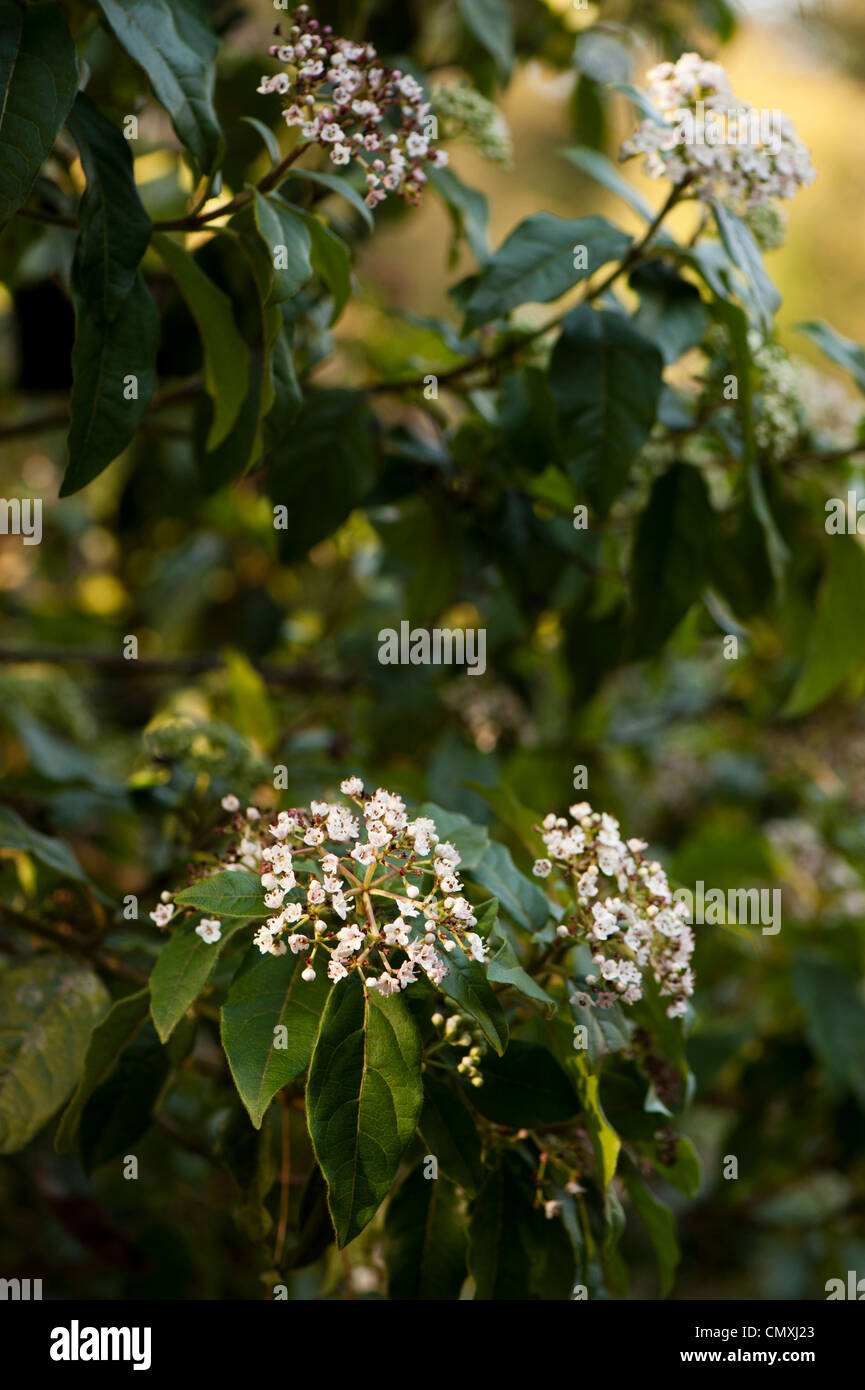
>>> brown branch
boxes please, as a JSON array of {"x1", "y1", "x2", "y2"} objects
[
  {"x1": 364, "y1": 182, "x2": 688, "y2": 397},
  {"x1": 0, "y1": 903, "x2": 148, "y2": 986},
  {"x1": 0, "y1": 376, "x2": 203, "y2": 445},
  {"x1": 153, "y1": 142, "x2": 313, "y2": 231},
  {"x1": 0, "y1": 646, "x2": 357, "y2": 690}
]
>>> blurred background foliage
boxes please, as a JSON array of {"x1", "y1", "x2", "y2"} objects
[{"x1": 2, "y1": 0, "x2": 865, "y2": 1300}]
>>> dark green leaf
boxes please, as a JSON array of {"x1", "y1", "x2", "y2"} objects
[
  {"x1": 385, "y1": 1165, "x2": 467, "y2": 1299},
  {"x1": 55, "y1": 988, "x2": 150, "y2": 1154},
  {"x1": 468, "y1": 1150, "x2": 576, "y2": 1299},
  {"x1": 429, "y1": 164, "x2": 490, "y2": 265},
  {"x1": 622, "y1": 1161, "x2": 679, "y2": 1296},
  {"x1": 306, "y1": 972, "x2": 423, "y2": 1246},
  {"x1": 93, "y1": 0, "x2": 224, "y2": 178},
  {"x1": 251, "y1": 190, "x2": 312, "y2": 305},
  {"x1": 549, "y1": 304, "x2": 663, "y2": 516},
  {"x1": 783, "y1": 537, "x2": 865, "y2": 716},
  {"x1": 797, "y1": 319, "x2": 865, "y2": 396},
  {"x1": 468, "y1": 1041, "x2": 577, "y2": 1127},
  {"x1": 468, "y1": 839, "x2": 552, "y2": 932},
  {"x1": 419, "y1": 1073, "x2": 483, "y2": 1195},
  {"x1": 62, "y1": 273, "x2": 159, "y2": 495},
  {"x1": 67, "y1": 91, "x2": 152, "y2": 322},
  {"x1": 630, "y1": 462, "x2": 717, "y2": 656},
  {"x1": 0, "y1": 805, "x2": 88, "y2": 882},
  {"x1": 221, "y1": 945, "x2": 331, "y2": 1127},
  {"x1": 487, "y1": 932, "x2": 556, "y2": 1014},
  {"x1": 792, "y1": 951, "x2": 865, "y2": 1108},
  {"x1": 0, "y1": 2, "x2": 78, "y2": 228},
  {"x1": 438, "y1": 938, "x2": 508, "y2": 1055},
  {"x1": 712, "y1": 200, "x2": 780, "y2": 331},
  {"x1": 287, "y1": 167, "x2": 374, "y2": 231},
  {"x1": 78, "y1": 1017, "x2": 171, "y2": 1171},
  {"x1": 269, "y1": 389, "x2": 378, "y2": 562},
  {"x1": 0, "y1": 957, "x2": 110, "y2": 1154},
  {"x1": 285, "y1": 203, "x2": 352, "y2": 324},
  {"x1": 457, "y1": 0, "x2": 514, "y2": 78},
  {"x1": 458, "y1": 214, "x2": 631, "y2": 332}
]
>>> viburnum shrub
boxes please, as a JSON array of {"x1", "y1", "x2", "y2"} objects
[{"x1": 4, "y1": 0, "x2": 865, "y2": 1305}]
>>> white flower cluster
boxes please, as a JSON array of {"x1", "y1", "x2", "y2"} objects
[
  {"x1": 256, "y1": 5, "x2": 447, "y2": 208},
  {"x1": 533, "y1": 803, "x2": 694, "y2": 1019},
  {"x1": 159, "y1": 780, "x2": 490, "y2": 997},
  {"x1": 620, "y1": 52, "x2": 815, "y2": 209}
]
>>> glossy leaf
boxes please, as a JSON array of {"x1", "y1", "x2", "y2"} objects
[
  {"x1": 468, "y1": 1041, "x2": 578, "y2": 1127},
  {"x1": 438, "y1": 938, "x2": 508, "y2": 1055},
  {"x1": 175, "y1": 870, "x2": 267, "y2": 918},
  {"x1": 549, "y1": 304, "x2": 663, "y2": 517},
  {"x1": 221, "y1": 945, "x2": 331, "y2": 1127},
  {"x1": 93, "y1": 0, "x2": 224, "y2": 178},
  {"x1": 630, "y1": 463, "x2": 717, "y2": 656},
  {"x1": 384, "y1": 1165, "x2": 467, "y2": 1299},
  {"x1": 418, "y1": 1073, "x2": 483, "y2": 1195},
  {"x1": 468, "y1": 1150, "x2": 576, "y2": 1299},
  {"x1": 62, "y1": 274, "x2": 159, "y2": 495},
  {"x1": 306, "y1": 972, "x2": 423, "y2": 1246},
  {"x1": 0, "y1": 805, "x2": 88, "y2": 882},
  {"x1": 458, "y1": 214, "x2": 630, "y2": 332},
  {"x1": 784, "y1": 537, "x2": 865, "y2": 717},
  {"x1": 150, "y1": 916, "x2": 247, "y2": 1042},
  {"x1": 251, "y1": 190, "x2": 312, "y2": 305},
  {"x1": 67, "y1": 92, "x2": 152, "y2": 322},
  {"x1": 457, "y1": 0, "x2": 514, "y2": 79},
  {"x1": 0, "y1": 2, "x2": 78, "y2": 228}
]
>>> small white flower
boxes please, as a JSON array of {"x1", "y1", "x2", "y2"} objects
[{"x1": 195, "y1": 918, "x2": 222, "y2": 944}]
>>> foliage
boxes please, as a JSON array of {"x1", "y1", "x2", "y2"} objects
[{"x1": 2, "y1": 0, "x2": 865, "y2": 1302}]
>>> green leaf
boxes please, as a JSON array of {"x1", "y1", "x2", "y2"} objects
[
  {"x1": 269, "y1": 389, "x2": 378, "y2": 562},
  {"x1": 639, "y1": 1134, "x2": 702, "y2": 1197},
  {"x1": 622, "y1": 1161, "x2": 679, "y2": 1296},
  {"x1": 429, "y1": 164, "x2": 490, "y2": 265},
  {"x1": 213, "y1": 1102, "x2": 277, "y2": 1242},
  {"x1": 175, "y1": 870, "x2": 267, "y2": 918},
  {"x1": 418, "y1": 1073, "x2": 484, "y2": 1195},
  {"x1": 464, "y1": 781, "x2": 542, "y2": 856},
  {"x1": 457, "y1": 214, "x2": 631, "y2": 332},
  {"x1": 0, "y1": 956, "x2": 110, "y2": 1154},
  {"x1": 287, "y1": 167, "x2": 375, "y2": 231},
  {"x1": 630, "y1": 260, "x2": 709, "y2": 366},
  {"x1": 285, "y1": 203, "x2": 352, "y2": 324},
  {"x1": 150, "y1": 916, "x2": 247, "y2": 1042},
  {"x1": 241, "y1": 115, "x2": 282, "y2": 164},
  {"x1": 221, "y1": 945, "x2": 331, "y2": 1128},
  {"x1": 783, "y1": 537, "x2": 865, "y2": 716},
  {"x1": 791, "y1": 951, "x2": 865, "y2": 1108},
  {"x1": 569, "y1": 989, "x2": 631, "y2": 1069},
  {"x1": 416, "y1": 801, "x2": 490, "y2": 869},
  {"x1": 630, "y1": 462, "x2": 717, "y2": 656},
  {"x1": 78, "y1": 1016, "x2": 173, "y2": 1171},
  {"x1": 251, "y1": 190, "x2": 312, "y2": 305},
  {"x1": 67, "y1": 91, "x2": 152, "y2": 323},
  {"x1": 561, "y1": 146, "x2": 656, "y2": 223},
  {"x1": 797, "y1": 319, "x2": 865, "y2": 397},
  {"x1": 712, "y1": 200, "x2": 780, "y2": 331},
  {"x1": 487, "y1": 932, "x2": 557, "y2": 1014},
  {"x1": 62, "y1": 273, "x2": 159, "y2": 496},
  {"x1": 457, "y1": 0, "x2": 514, "y2": 79},
  {"x1": 55, "y1": 988, "x2": 150, "y2": 1154},
  {"x1": 0, "y1": 2, "x2": 79, "y2": 229},
  {"x1": 384, "y1": 1165, "x2": 467, "y2": 1299},
  {"x1": 468, "y1": 1041, "x2": 578, "y2": 1127},
  {"x1": 93, "y1": 0, "x2": 224, "y2": 178},
  {"x1": 153, "y1": 233, "x2": 250, "y2": 450},
  {"x1": 549, "y1": 304, "x2": 663, "y2": 517},
  {"x1": 0, "y1": 805, "x2": 88, "y2": 882},
  {"x1": 570, "y1": 1052, "x2": 620, "y2": 1188},
  {"x1": 306, "y1": 972, "x2": 423, "y2": 1246},
  {"x1": 468, "y1": 1150, "x2": 576, "y2": 1299},
  {"x1": 438, "y1": 938, "x2": 509, "y2": 1055},
  {"x1": 468, "y1": 839, "x2": 552, "y2": 932}
]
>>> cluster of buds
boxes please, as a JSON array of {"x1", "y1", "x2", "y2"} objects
[
  {"x1": 256, "y1": 5, "x2": 448, "y2": 208},
  {"x1": 430, "y1": 1009, "x2": 487, "y2": 1086},
  {"x1": 620, "y1": 52, "x2": 815, "y2": 209},
  {"x1": 155, "y1": 780, "x2": 490, "y2": 997},
  {"x1": 533, "y1": 803, "x2": 694, "y2": 1019}
]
